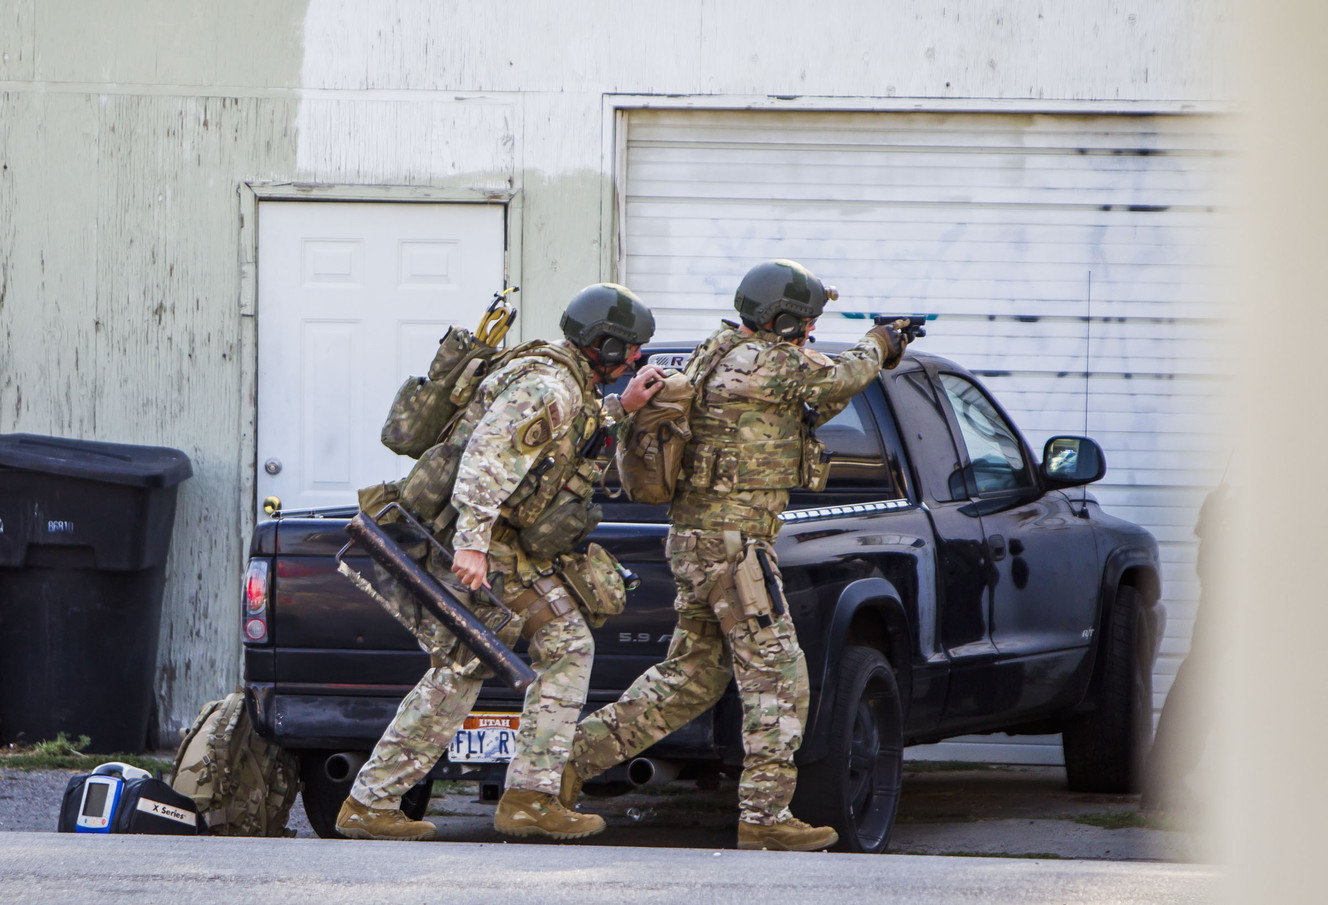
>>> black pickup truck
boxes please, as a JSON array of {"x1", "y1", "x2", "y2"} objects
[{"x1": 242, "y1": 344, "x2": 1163, "y2": 853}]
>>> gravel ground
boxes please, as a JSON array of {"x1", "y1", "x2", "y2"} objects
[{"x1": 0, "y1": 762, "x2": 1214, "y2": 861}]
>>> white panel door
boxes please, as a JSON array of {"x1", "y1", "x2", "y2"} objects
[
  {"x1": 620, "y1": 109, "x2": 1229, "y2": 763},
  {"x1": 256, "y1": 201, "x2": 505, "y2": 517}
]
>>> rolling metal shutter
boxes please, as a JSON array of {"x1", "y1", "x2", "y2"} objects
[{"x1": 620, "y1": 107, "x2": 1229, "y2": 763}]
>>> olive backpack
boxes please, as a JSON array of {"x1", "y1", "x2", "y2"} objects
[{"x1": 169, "y1": 690, "x2": 301, "y2": 837}]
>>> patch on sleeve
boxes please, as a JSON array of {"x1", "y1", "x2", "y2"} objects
[
  {"x1": 802, "y1": 348, "x2": 834, "y2": 367},
  {"x1": 517, "y1": 407, "x2": 554, "y2": 452}
]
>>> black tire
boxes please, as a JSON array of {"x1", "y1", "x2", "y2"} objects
[
  {"x1": 298, "y1": 752, "x2": 431, "y2": 838},
  {"x1": 1063, "y1": 585, "x2": 1153, "y2": 793},
  {"x1": 792, "y1": 646, "x2": 903, "y2": 854}
]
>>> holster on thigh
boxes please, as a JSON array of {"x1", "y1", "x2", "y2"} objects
[
  {"x1": 510, "y1": 575, "x2": 578, "y2": 639},
  {"x1": 706, "y1": 531, "x2": 776, "y2": 635}
]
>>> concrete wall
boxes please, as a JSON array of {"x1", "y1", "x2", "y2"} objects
[{"x1": 0, "y1": 0, "x2": 1235, "y2": 738}]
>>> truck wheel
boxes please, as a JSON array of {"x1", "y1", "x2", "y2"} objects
[
  {"x1": 792, "y1": 646, "x2": 903, "y2": 853},
  {"x1": 1062, "y1": 585, "x2": 1153, "y2": 793},
  {"x1": 298, "y1": 752, "x2": 431, "y2": 838}
]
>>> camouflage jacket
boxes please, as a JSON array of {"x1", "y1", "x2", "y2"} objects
[
  {"x1": 672, "y1": 322, "x2": 888, "y2": 538},
  {"x1": 451, "y1": 341, "x2": 624, "y2": 555}
]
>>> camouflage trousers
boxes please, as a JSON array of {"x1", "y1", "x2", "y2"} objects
[
  {"x1": 350, "y1": 555, "x2": 594, "y2": 808},
  {"x1": 570, "y1": 526, "x2": 810, "y2": 825}
]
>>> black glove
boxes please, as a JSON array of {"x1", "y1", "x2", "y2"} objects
[{"x1": 866, "y1": 319, "x2": 909, "y2": 369}]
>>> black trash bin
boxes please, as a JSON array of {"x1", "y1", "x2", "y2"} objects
[{"x1": 0, "y1": 433, "x2": 192, "y2": 754}]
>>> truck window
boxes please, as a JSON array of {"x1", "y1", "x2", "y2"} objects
[
  {"x1": 937, "y1": 373, "x2": 1034, "y2": 495},
  {"x1": 818, "y1": 391, "x2": 892, "y2": 491},
  {"x1": 890, "y1": 369, "x2": 969, "y2": 502}
]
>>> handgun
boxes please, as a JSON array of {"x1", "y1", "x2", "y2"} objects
[{"x1": 873, "y1": 315, "x2": 928, "y2": 341}]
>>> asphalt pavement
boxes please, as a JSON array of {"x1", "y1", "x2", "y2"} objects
[
  {"x1": 1, "y1": 761, "x2": 1220, "y2": 903},
  {"x1": 2, "y1": 763, "x2": 1215, "y2": 862},
  {"x1": 0, "y1": 831, "x2": 1218, "y2": 905}
]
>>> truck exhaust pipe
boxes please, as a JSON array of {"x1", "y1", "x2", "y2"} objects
[
  {"x1": 324, "y1": 751, "x2": 368, "y2": 783},
  {"x1": 626, "y1": 757, "x2": 680, "y2": 787}
]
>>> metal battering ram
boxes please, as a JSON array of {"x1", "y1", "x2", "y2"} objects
[{"x1": 336, "y1": 504, "x2": 536, "y2": 693}]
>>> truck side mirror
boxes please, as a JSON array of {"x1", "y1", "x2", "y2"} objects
[{"x1": 1041, "y1": 436, "x2": 1105, "y2": 486}]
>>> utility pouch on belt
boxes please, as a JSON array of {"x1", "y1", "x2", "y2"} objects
[
  {"x1": 557, "y1": 542, "x2": 627, "y2": 628},
  {"x1": 799, "y1": 433, "x2": 832, "y2": 492}
]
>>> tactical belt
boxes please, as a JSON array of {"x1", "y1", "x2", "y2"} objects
[
  {"x1": 671, "y1": 496, "x2": 780, "y2": 539},
  {"x1": 677, "y1": 615, "x2": 722, "y2": 638},
  {"x1": 510, "y1": 575, "x2": 576, "y2": 638}
]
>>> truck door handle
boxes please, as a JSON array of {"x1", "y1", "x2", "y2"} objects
[{"x1": 989, "y1": 534, "x2": 1007, "y2": 561}]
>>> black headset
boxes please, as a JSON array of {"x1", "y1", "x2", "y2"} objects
[
  {"x1": 596, "y1": 335, "x2": 628, "y2": 366},
  {"x1": 772, "y1": 311, "x2": 808, "y2": 339}
]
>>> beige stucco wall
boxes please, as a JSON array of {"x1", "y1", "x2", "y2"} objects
[{"x1": 0, "y1": 0, "x2": 1236, "y2": 739}]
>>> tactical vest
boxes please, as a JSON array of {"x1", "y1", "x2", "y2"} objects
[
  {"x1": 386, "y1": 341, "x2": 604, "y2": 557},
  {"x1": 681, "y1": 327, "x2": 807, "y2": 496},
  {"x1": 495, "y1": 341, "x2": 604, "y2": 532}
]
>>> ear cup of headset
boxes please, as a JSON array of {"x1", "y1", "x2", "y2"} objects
[
  {"x1": 772, "y1": 312, "x2": 805, "y2": 339},
  {"x1": 598, "y1": 335, "x2": 627, "y2": 366}
]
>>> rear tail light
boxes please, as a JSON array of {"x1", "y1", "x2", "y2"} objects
[{"x1": 243, "y1": 559, "x2": 270, "y2": 644}]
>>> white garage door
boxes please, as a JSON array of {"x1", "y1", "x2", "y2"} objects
[{"x1": 619, "y1": 108, "x2": 1230, "y2": 763}]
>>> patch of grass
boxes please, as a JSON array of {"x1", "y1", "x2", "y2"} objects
[
  {"x1": 1072, "y1": 810, "x2": 1172, "y2": 831},
  {"x1": 0, "y1": 734, "x2": 174, "y2": 776}
]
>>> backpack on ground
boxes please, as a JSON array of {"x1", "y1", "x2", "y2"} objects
[{"x1": 169, "y1": 690, "x2": 301, "y2": 837}]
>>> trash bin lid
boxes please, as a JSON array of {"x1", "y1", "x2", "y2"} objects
[{"x1": 0, "y1": 433, "x2": 193, "y2": 488}]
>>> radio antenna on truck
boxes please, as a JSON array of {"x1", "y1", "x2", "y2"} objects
[{"x1": 1076, "y1": 271, "x2": 1093, "y2": 519}]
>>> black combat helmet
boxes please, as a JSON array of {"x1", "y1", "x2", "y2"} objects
[
  {"x1": 734, "y1": 259, "x2": 837, "y2": 337},
  {"x1": 560, "y1": 282, "x2": 656, "y2": 366}
]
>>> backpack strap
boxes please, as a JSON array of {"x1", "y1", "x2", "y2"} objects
[{"x1": 686, "y1": 325, "x2": 746, "y2": 406}]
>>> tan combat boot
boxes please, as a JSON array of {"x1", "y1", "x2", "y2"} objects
[
  {"x1": 493, "y1": 788, "x2": 605, "y2": 839},
  {"x1": 558, "y1": 760, "x2": 586, "y2": 810},
  {"x1": 335, "y1": 796, "x2": 437, "y2": 841},
  {"x1": 736, "y1": 816, "x2": 839, "y2": 852}
]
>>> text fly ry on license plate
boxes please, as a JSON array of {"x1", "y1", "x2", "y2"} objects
[{"x1": 449, "y1": 712, "x2": 520, "y2": 763}]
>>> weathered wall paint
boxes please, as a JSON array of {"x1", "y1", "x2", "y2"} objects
[
  {"x1": 296, "y1": 0, "x2": 1234, "y2": 100},
  {"x1": 1, "y1": 0, "x2": 311, "y2": 737},
  {"x1": 0, "y1": 0, "x2": 1234, "y2": 740}
]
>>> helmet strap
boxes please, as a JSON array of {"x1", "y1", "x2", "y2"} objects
[{"x1": 580, "y1": 344, "x2": 622, "y2": 382}]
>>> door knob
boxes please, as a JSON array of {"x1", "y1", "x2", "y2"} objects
[{"x1": 263, "y1": 496, "x2": 282, "y2": 516}]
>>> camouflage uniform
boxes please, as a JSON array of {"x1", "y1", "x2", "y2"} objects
[
  {"x1": 351, "y1": 341, "x2": 623, "y2": 809},
  {"x1": 570, "y1": 323, "x2": 894, "y2": 825}
]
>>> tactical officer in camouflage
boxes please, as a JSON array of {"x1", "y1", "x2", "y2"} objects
[
  {"x1": 336, "y1": 283, "x2": 663, "y2": 843},
  {"x1": 563, "y1": 260, "x2": 911, "y2": 851}
]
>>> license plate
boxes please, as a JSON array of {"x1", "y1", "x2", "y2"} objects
[{"x1": 448, "y1": 712, "x2": 520, "y2": 763}]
